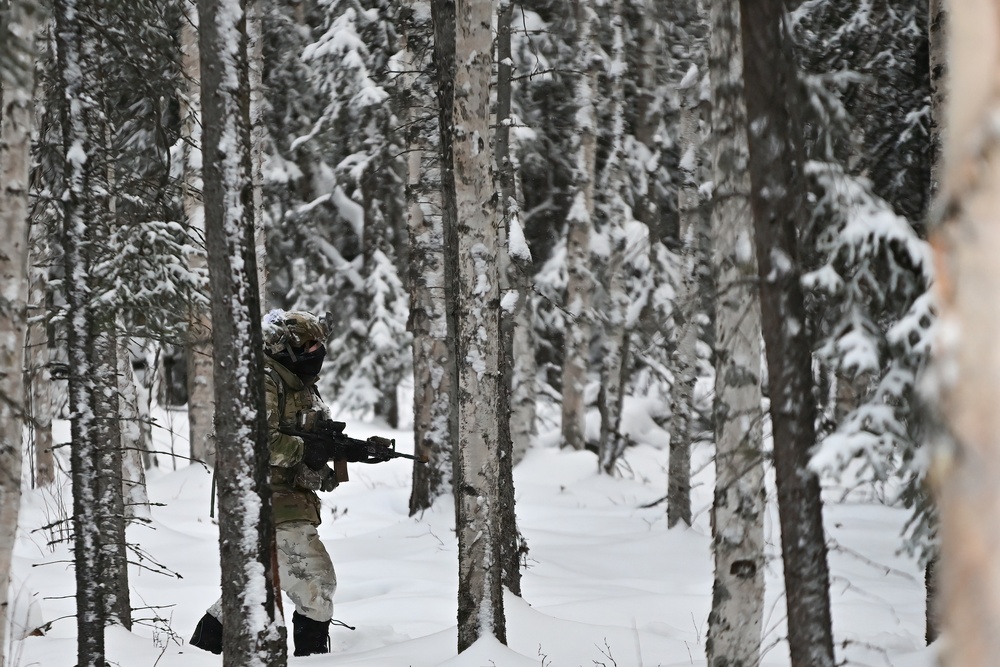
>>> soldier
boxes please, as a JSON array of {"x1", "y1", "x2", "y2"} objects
[{"x1": 190, "y1": 309, "x2": 339, "y2": 657}]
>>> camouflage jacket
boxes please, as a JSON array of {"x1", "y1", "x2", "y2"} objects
[{"x1": 265, "y1": 357, "x2": 330, "y2": 525}]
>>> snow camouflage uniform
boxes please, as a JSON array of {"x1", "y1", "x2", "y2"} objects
[{"x1": 190, "y1": 310, "x2": 338, "y2": 657}]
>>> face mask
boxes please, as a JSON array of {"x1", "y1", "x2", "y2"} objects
[{"x1": 288, "y1": 344, "x2": 326, "y2": 378}]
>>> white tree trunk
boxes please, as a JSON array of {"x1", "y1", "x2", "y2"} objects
[
  {"x1": 560, "y1": 0, "x2": 600, "y2": 451},
  {"x1": 449, "y1": 0, "x2": 506, "y2": 649},
  {"x1": 929, "y1": 0, "x2": 947, "y2": 198},
  {"x1": 668, "y1": 92, "x2": 700, "y2": 528},
  {"x1": 930, "y1": 2, "x2": 1000, "y2": 664},
  {"x1": 511, "y1": 295, "x2": 536, "y2": 465},
  {"x1": 25, "y1": 221, "x2": 54, "y2": 488},
  {"x1": 402, "y1": 0, "x2": 454, "y2": 515},
  {"x1": 596, "y1": 0, "x2": 631, "y2": 475},
  {"x1": 117, "y1": 330, "x2": 150, "y2": 520},
  {"x1": 180, "y1": 2, "x2": 216, "y2": 467},
  {"x1": 705, "y1": 0, "x2": 765, "y2": 662},
  {"x1": 0, "y1": 1, "x2": 38, "y2": 662}
]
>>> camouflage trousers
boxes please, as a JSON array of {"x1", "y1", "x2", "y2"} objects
[{"x1": 207, "y1": 521, "x2": 336, "y2": 623}]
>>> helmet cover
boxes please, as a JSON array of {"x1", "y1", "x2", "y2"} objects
[{"x1": 262, "y1": 309, "x2": 333, "y2": 356}]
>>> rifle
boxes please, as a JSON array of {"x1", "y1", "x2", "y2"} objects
[{"x1": 281, "y1": 411, "x2": 426, "y2": 483}]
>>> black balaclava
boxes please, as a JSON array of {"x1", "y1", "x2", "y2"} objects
[{"x1": 271, "y1": 344, "x2": 326, "y2": 379}]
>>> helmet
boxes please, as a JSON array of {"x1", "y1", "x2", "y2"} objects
[{"x1": 262, "y1": 309, "x2": 333, "y2": 356}]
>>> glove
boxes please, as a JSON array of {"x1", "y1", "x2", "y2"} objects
[
  {"x1": 320, "y1": 466, "x2": 339, "y2": 492},
  {"x1": 300, "y1": 437, "x2": 328, "y2": 471}
]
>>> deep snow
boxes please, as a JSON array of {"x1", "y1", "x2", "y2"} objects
[{"x1": 7, "y1": 398, "x2": 937, "y2": 666}]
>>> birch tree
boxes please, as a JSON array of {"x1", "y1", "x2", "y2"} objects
[
  {"x1": 740, "y1": 1, "x2": 835, "y2": 664},
  {"x1": 0, "y1": 0, "x2": 39, "y2": 662},
  {"x1": 180, "y1": 0, "x2": 216, "y2": 468},
  {"x1": 667, "y1": 78, "x2": 701, "y2": 528},
  {"x1": 560, "y1": 0, "x2": 599, "y2": 452},
  {"x1": 495, "y1": 0, "x2": 524, "y2": 597},
  {"x1": 198, "y1": 0, "x2": 284, "y2": 662},
  {"x1": 929, "y1": 1, "x2": 1000, "y2": 663},
  {"x1": 704, "y1": 0, "x2": 765, "y2": 663},
  {"x1": 436, "y1": 0, "x2": 508, "y2": 648},
  {"x1": 402, "y1": 0, "x2": 454, "y2": 515},
  {"x1": 595, "y1": 0, "x2": 633, "y2": 475}
]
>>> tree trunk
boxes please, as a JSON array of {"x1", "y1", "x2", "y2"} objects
[
  {"x1": 55, "y1": 0, "x2": 106, "y2": 659},
  {"x1": 560, "y1": 0, "x2": 599, "y2": 452},
  {"x1": 440, "y1": 0, "x2": 507, "y2": 649},
  {"x1": 402, "y1": 0, "x2": 454, "y2": 511},
  {"x1": 198, "y1": 0, "x2": 285, "y2": 662},
  {"x1": 596, "y1": 0, "x2": 631, "y2": 476},
  {"x1": 248, "y1": 0, "x2": 268, "y2": 303},
  {"x1": 26, "y1": 223, "x2": 55, "y2": 488},
  {"x1": 495, "y1": 0, "x2": 524, "y2": 598},
  {"x1": 705, "y1": 1, "x2": 766, "y2": 663},
  {"x1": 93, "y1": 328, "x2": 131, "y2": 628},
  {"x1": 929, "y1": 2, "x2": 1000, "y2": 663},
  {"x1": 928, "y1": 0, "x2": 947, "y2": 199},
  {"x1": 667, "y1": 91, "x2": 700, "y2": 528},
  {"x1": 180, "y1": 0, "x2": 217, "y2": 468},
  {"x1": 118, "y1": 330, "x2": 150, "y2": 520},
  {"x1": 739, "y1": 1, "x2": 835, "y2": 665},
  {"x1": 0, "y1": 0, "x2": 38, "y2": 661}
]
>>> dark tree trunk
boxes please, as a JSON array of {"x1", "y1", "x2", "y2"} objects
[
  {"x1": 739, "y1": 1, "x2": 836, "y2": 666},
  {"x1": 431, "y1": 0, "x2": 460, "y2": 529},
  {"x1": 198, "y1": 0, "x2": 285, "y2": 663},
  {"x1": 55, "y1": 0, "x2": 106, "y2": 660}
]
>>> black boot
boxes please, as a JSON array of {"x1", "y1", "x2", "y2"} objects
[
  {"x1": 189, "y1": 612, "x2": 223, "y2": 654},
  {"x1": 292, "y1": 611, "x2": 330, "y2": 656}
]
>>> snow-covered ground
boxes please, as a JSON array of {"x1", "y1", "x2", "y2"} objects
[{"x1": 7, "y1": 398, "x2": 937, "y2": 666}]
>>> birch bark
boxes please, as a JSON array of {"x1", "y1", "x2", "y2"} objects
[
  {"x1": 705, "y1": 2, "x2": 765, "y2": 663},
  {"x1": 930, "y1": 2, "x2": 1000, "y2": 663},
  {"x1": 667, "y1": 88, "x2": 700, "y2": 527},
  {"x1": 181, "y1": 1, "x2": 216, "y2": 468},
  {"x1": 403, "y1": 0, "x2": 454, "y2": 515},
  {"x1": 560, "y1": 0, "x2": 599, "y2": 451},
  {"x1": 444, "y1": 0, "x2": 507, "y2": 648},
  {"x1": 0, "y1": 0, "x2": 39, "y2": 661}
]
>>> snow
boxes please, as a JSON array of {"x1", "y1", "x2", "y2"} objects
[{"x1": 8, "y1": 400, "x2": 938, "y2": 667}]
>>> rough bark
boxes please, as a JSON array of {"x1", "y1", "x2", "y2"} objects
[
  {"x1": 198, "y1": 0, "x2": 285, "y2": 662},
  {"x1": 403, "y1": 0, "x2": 454, "y2": 516},
  {"x1": 0, "y1": 0, "x2": 38, "y2": 661},
  {"x1": 560, "y1": 0, "x2": 599, "y2": 452},
  {"x1": 667, "y1": 91, "x2": 700, "y2": 528},
  {"x1": 180, "y1": 1, "x2": 216, "y2": 468},
  {"x1": 93, "y1": 328, "x2": 131, "y2": 628},
  {"x1": 929, "y1": 2, "x2": 1000, "y2": 663},
  {"x1": 442, "y1": 0, "x2": 507, "y2": 649},
  {"x1": 495, "y1": 0, "x2": 524, "y2": 598},
  {"x1": 55, "y1": 0, "x2": 106, "y2": 659},
  {"x1": 739, "y1": 1, "x2": 835, "y2": 665},
  {"x1": 928, "y1": 0, "x2": 947, "y2": 201},
  {"x1": 596, "y1": 0, "x2": 631, "y2": 475},
  {"x1": 704, "y1": 2, "x2": 765, "y2": 663},
  {"x1": 25, "y1": 223, "x2": 55, "y2": 488},
  {"x1": 118, "y1": 330, "x2": 150, "y2": 520}
]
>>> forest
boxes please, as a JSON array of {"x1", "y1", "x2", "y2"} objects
[{"x1": 1, "y1": 0, "x2": 996, "y2": 665}]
